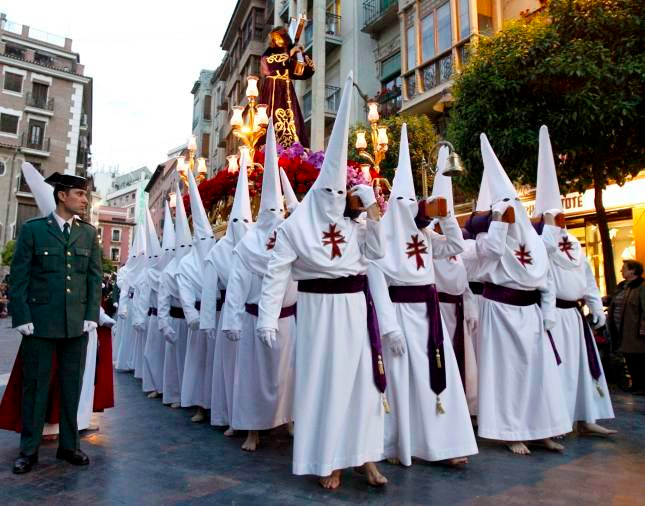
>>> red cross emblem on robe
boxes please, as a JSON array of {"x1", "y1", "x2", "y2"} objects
[
  {"x1": 514, "y1": 244, "x2": 533, "y2": 267},
  {"x1": 322, "y1": 224, "x2": 346, "y2": 259},
  {"x1": 558, "y1": 236, "x2": 575, "y2": 261},
  {"x1": 406, "y1": 234, "x2": 428, "y2": 270},
  {"x1": 266, "y1": 231, "x2": 277, "y2": 250}
]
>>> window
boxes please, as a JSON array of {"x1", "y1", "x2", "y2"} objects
[
  {"x1": 3, "y1": 72, "x2": 23, "y2": 93},
  {"x1": 477, "y1": 0, "x2": 494, "y2": 36},
  {"x1": 4, "y1": 45, "x2": 25, "y2": 59},
  {"x1": 112, "y1": 229, "x2": 121, "y2": 242},
  {"x1": 98, "y1": 227, "x2": 103, "y2": 240},
  {"x1": 31, "y1": 82, "x2": 49, "y2": 108},
  {"x1": 203, "y1": 95, "x2": 212, "y2": 120},
  {"x1": 111, "y1": 248, "x2": 120, "y2": 262},
  {"x1": 0, "y1": 160, "x2": 6, "y2": 177},
  {"x1": 406, "y1": 11, "x2": 416, "y2": 71},
  {"x1": 34, "y1": 52, "x2": 54, "y2": 66},
  {"x1": 0, "y1": 113, "x2": 19, "y2": 135},
  {"x1": 381, "y1": 52, "x2": 401, "y2": 81},
  {"x1": 437, "y1": 3, "x2": 452, "y2": 53},
  {"x1": 421, "y1": 12, "x2": 435, "y2": 61},
  {"x1": 201, "y1": 133, "x2": 210, "y2": 158},
  {"x1": 28, "y1": 120, "x2": 46, "y2": 148},
  {"x1": 458, "y1": 0, "x2": 470, "y2": 39}
]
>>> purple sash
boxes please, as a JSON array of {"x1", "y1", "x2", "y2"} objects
[
  {"x1": 216, "y1": 289, "x2": 226, "y2": 312},
  {"x1": 194, "y1": 300, "x2": 201, "y2": 311},
  {"x1": 245, "y1": 303, "x2": 296, "y2": 319},
  {"x1": 556, "y1": 298, "x2": 602, "y2": 380},
  {"x1": 438, "y1": 292, "x2": 465, "y2": 388},
  {"x1": 388, "y1": 284, "x2": 446, "y2": 396},
  {"x1": 169, "y1": 306, "x2": 185, "y2": 319},
  {"x1": 298, "y1": 275, "x2": 387, "y2": 394},
  {"x1": 148, "y1": 307, "x2": 158, "y2": 316},
  {"x1": 469, "y1": 281, "x2": 483, "y2": 295},
  {"x1": 483, "y1": 282, "x2": 561, "y2": 365}
]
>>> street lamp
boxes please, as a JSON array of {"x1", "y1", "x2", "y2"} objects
[
  {"x1": 229, "y1": 75, "x2": 270, "y2": 163},
  {"x1": 175, "y1": 135, "x2": 208, "y2": 188},
  {"x1": 355, "y1": 101, "x2": 390, "y2": 191}
]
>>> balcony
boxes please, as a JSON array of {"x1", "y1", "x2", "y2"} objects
[
  {"x1": 25, "y1": 92, "x2": 55, "y2": 115},
  {"x1": 303, "y1": 12, "x2": 342, "y2": 53},
  {"x1": 376, "y1": 86, "x2": 402, "y2": 118},
  {"x1": 302, "y1": 85, "x2": 341, "y2": 120},
  {"x1": 21, "y1": 133, "x2": 51, "y2": 156},
  {"x1": 420, "y1": 52, "x2": 454, "y2": 93},
  {"x1": 279, "y1": 0, "x2": 289, "y2": 20},
  {"x1": 362, "y1": 0, "x2": 398, "y2": 34}
]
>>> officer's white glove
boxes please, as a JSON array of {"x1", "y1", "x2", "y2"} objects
[
  {"x1": 350, "y1": 184, "x2": 377, "y2": 209},
  {"x1": 257, "y1": 327, "x2": 277, "y2": 348},
  {"x1": 543, "y1": 318, "x2": 556, "y2": 332},
  {"x1": 592, "y1": 312, "x2": 606, "y2": 329},
  {"x1": 385, "y1": 330, "x2": 406, "y2": 356},
  {"x1": 187, "y1": 318, "x2": 200, "y2": 331},
  {"x1": 223, "y1": 329, "x2": 241, "y2": 342},
  {"x1": 100, "y1": 314, "x2": 116, "y2": 328},
  {"x1": 492, "y1": 199, "x2": 512, "y2": 217},
  {"x1": 83, "y1": 321, "x2": 98, "y2": 333},
  {"x1": 16, "y1": 323, "x2": 34, "y2": 336}
]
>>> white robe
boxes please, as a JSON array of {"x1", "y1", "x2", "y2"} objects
[
  {"x1": 142, "y1": 289, "x2": 165, "y2": 394},
  {"x1": 115, "y1": 289, "x2": 136, "y2": 371},
  {"x1": 221, "y1": 253, "x2": 296, "y2": 430},
  {"x1": 542, "y1": 225, "x2": 614, "y2": 424},
  {"x1": 476, "y1": 221, "x2": 570, "y2": 440},
  {"x1": 368, "y1": 222, "x2": 478, "y2": 466},
  {"x1": 258, "y1": 219, "x2": 385, "y2": 477}
]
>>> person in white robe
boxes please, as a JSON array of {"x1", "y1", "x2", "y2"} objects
[
  {"x1": 257, "y1": 74, "x2": 387, "y2": 489},
  {"x1": 475, "y1": 133, "x2": 570, "y2": 455},
  {"x1": 431, "y1": 147, "x2": 479, "y2": 416},
  {"x1": 201, "y1": 153, "x2": 254, "y2": 431},
  {"x1": 112, "y1": 263, "x2": 129, "y2": 362},
  {"x1": 366, "y1": 126, "x2": 477, "y2": 468},
  {"x1": 533, "y1": 125, "x2": 615, "y2": 435},
  {"x1": 177, "y1": 169, "x2": 217, "y2": 421},
  {"x1": 115, "y1": 222, "x2": 147, "y2": 371},
  {"x1": 140, "y1": 202, "x2": 175, "y2": 398},
  {"x1": 157, "y1": 184, "x2": 191, "y2": 408},
  {"x1": 221, "y1": 123, "x2": 296, "y2": 451}
]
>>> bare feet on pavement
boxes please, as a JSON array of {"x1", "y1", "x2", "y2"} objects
[
  {"x1": 319, "y1": 470, "x2": 342, "y2": 489},
  {"x1": 507, "y1": 442, "x2": 531, "y2": 455},
  {"x1": 241, "y1": 431, "x2": 259, "y2": 452}
]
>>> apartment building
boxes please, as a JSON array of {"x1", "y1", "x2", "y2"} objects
[
  {"x1": 104, "y1": 166, "x2": 151, "y2": 223},
  {"x1": 97, "y1": 205, "x2": 134, "y2": 268},
  {"x1": 145, "y1": 153, "x2": 182, "y2": 236},
  {"x1": 190, "y1": 69, "x2": 215, "y2": 174},
  {"x1": 0, "y1": 13, "x2": 93, "y2": 245}
]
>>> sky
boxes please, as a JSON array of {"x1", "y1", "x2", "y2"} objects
[{"x1": 3, "y1": 0, "x2": 237, "y2": 174}]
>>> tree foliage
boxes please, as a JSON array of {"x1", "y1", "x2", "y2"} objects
[
  {"x1": 448, "y1": 0, "x2": 644, "y2": 197},
  {"x1": 102, "y1": 253, "x2": 115, "y2": 274},
  {"x1": 1, "y1": 240, "x2": 16, "y2": 266}
]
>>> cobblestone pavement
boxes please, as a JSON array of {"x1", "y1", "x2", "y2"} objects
[{"x1": 0, "y1": 324, "x2": 643, "y2": 505}]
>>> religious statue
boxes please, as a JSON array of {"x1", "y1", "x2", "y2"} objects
[{"x1": 259, "y1": 25, "x2": 315, "y2": 148}]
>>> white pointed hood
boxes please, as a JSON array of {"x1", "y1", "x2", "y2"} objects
[
  {"x1": 480, "y1": 133, "x2": 548, "y2": 286},
  {"x1": 161, "y1": 200, "x2": 175, "y2": 258},
  {"x1": 475, "y1": 166, "x2": 491, "y2": 212},
  {"x1": 372, "y1": 123, "x2": 436, "y2": 284},
  {"x1": 186, "y1": 166, "x2": 215, "y2": 260},
  {"x1": 173, "y1": 183, "x2": 193, "y2": 263},
  {"x1": 280, "y1": 167, "x2": 299, "y2": 213},
  {"x1": 21, "y1": 162, "x2": 56, "y2": 216},
  {"x1": 278, "y1": 73, "x2": 360, "y2": 275},
  {"x1": 144, "y1": 207, "x2": 164, "y2": 288},
  {"x1": 126, "y1": 219, "x2": 148, "y2": 286},
  {"x1": 235, "y1": 121, "x2": 285, "y2": 276}
]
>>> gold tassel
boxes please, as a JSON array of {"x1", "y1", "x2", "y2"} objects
[
  {"x1": 435, "y1": 349, "x2": 442, "y2": 369},
  {"x1": 382, "y1": 394, "x2": 391, "y2": 414},
  {"x1": 378, "y1": 354, "x2": 385, "y2": 375},
  {"x1": 596, "y1": 381, "x2": 605, "y2": 398},
  {"x1": 436, "y1": 396, "x2": 445, "y2": 415}
]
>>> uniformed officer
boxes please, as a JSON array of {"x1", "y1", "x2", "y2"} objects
[{"x1": 9, "y1": 172, "x2": 102, "y2": 474}]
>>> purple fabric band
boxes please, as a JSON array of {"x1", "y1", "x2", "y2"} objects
[
  {"x1": 388, "y1": 284, "x2": 447, "y2": 396},
  {"x1": 484, "y1": 283, "x2": 561, "y2": 365},
  {"x1": 169, "y1": 306, "x2": 184, "y2": 319},
  {"x1": 298, "y1": 275, "x2": 387, "y2": 393},
  {"x1": 469, "y1": 281, "x2": 484, "y2": 295},
  {"x1": 245, "y1": 303, "x2": 296, "y2": 319},
  {"x1": 148, "y1": 307, "x2": 158, "y2": 317},
  {"x1": 216, "y1": 290, "x2": 226, "y2": 312},
  {"x1": 556, "y1": 298, "x2": 602, "y2": 380},
  {"x1": 194, "y1": 301, "x2": 201, "y2": 311},
  {"x1": 439, "y1": 292, "x2": 466, "y2": 389}
]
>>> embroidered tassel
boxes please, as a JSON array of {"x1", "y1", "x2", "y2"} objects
[
  {"x1": 435, "y1": 349, "x2": 442, "y2": 369},
  {"x1": 382, "y1": 394, "x2": 391, "y2": 414},
  {"x1": 378, "y1": 354, "x2": 385, "y2": 376},
  {"x1": 596, "y1": 381, "x2": 604, "y2": 398},
  {"x1": 436, "y1": 396, "x2": 445, "y2": 415}
]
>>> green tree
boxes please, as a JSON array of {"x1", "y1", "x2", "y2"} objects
[
  {"x1": 2, "y1": 240, "x2": 16, "y2": 266},
  {"x1": 448, "y1": 0, "x2": 645, "y2": 294},
  {"x1": 349, "y1": 114, "x2": 439, "y2": 195},
  {"x1": 102, "y1": 253, "x2": 114, "y2": 274}
]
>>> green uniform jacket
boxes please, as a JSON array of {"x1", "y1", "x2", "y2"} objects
[{"x1": 9, "y1": 213, "x2": 102, "y2": 338}]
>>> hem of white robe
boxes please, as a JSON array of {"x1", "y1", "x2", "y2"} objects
[
  {"x1": 293, "y1": 450, "x2": 384, "y2": 477},
  {"x1": 232, "y1": 415, "x2": 291, "y2": 431},
  {"x1": 382, "y1": 444, "x2": 478, "y2": 466},
  {"x1": 180, "y1": 399, "x2": 210, "y2": 409},
  {"x1": 572, "y1": 410, "x2": 615, "y2": 424},
  {"x1": 478, "y1": 422, "x2": 572, "y2": 441},
  {"x1": 210, "y1": 415, "x2": 229, "y2": 427}
]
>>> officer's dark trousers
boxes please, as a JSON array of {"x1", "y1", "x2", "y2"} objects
[{"x1": 20, "y1": 334, "x2": 88, "y2": 455}]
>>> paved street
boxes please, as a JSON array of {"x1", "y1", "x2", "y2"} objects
[{"x1": 0, "y1": 323, "x2": 644, "y2": 505}]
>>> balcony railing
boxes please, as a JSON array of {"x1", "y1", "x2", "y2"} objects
[
  {"x1": 420, "y1": 52, "x2": 454, "y2": 92},
  {"x1": 325, "y1": 85, "x2": 341, "y2": 114},
  {"x1": 304, "y1": 12, "x2": 342, "y2": 47},
  {"x1": 303, "y1": 90, "x2": 312, "y2": 119},
  {"x1": 26, "y1": 92, "x2": 55, "y2": 111},
  {"x1": 377, "y1": 87, "x2": 402, "y2": 118},
  {"x1": 21, "y1": 133, "x2": 51, "y2": 152},
  {"x1": 363, "y1": 0, "x2": 397, "y2": 28}
]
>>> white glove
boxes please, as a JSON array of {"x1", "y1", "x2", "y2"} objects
[
  {"x1": 592, "y1": 312, "x2": 606, "y2": 329},
  {"x1": 83, "y1": 321, "x2": 98, "y2": 333},
  {"x1": 160, "y1": 324, "x2": 176, "y2": 343},
  {"x1": 113, "y1": 302, "x2": 119, "y2": 308},
  {"x1": 207, "y1": 328, "x2": 217, "y2": 340},
  {"x1": 223, "y1": 329, "x2": 241, "y2": 342},
  {"x1": 118, "y1": 311, "x2": 127, "y2": 320},
  {"x1": 132, "y1": 321, "x2": 145, "y2": 332},
  {"x1": 543, "y1": 318, "x2": 556, "y2": 331},
  {"x1": 101, "y1": 315, "x2": 116, "y2": 328},
  {"x1": 187, "y1": 318, "x2": 200, "y2": 331},
  {"x1": 492, "y1": 199, "x2": 512, "y2": 217},
  {"x1": 385, "y1": 330, "x2": 406, "y2": 356},
  {"x1": 465, "y1": 317, "x2": 478, "y2": 337},
  {"x1": 16, "y1": 323, "x2": 34, "y2": 336},
  {"x1": 350, "y1": 184, "x2": 377, "y2": 209},
  {"x1": 257, "y1": 327, "x2": 277, "y2": 348}
]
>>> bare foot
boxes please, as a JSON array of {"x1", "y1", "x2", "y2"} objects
[
  {"x1": 541, "y1": 438, "x2": 565, "y2": 452},
  {"x1": 147, "y1": 391, "x2": 160, "y2": 399},
  {"x1": 507, "y1": 442, "x2": 531, "y2": 455},
  {"x1": 191, "y1": 408, "x2": 206, "y2": 423},
  {"x1": 170, "y1": 402, "x2": 180, "y2": 409},
  {"x1": 387, "y1": 458, "x2": 401, "y2": 465},
  {"x1": 241, "y1": 431, "x2": 259, "y2": 451},
  {"x1": 444, "y1": 457, "x2": 469, "y2": 466},
  {"x1": 577, "y1": 422, "x2": 617, "y2": 436},
  {"x1": 319, "y1": 470, "x2": 342, "y2": 489},
  {"x1": 362, "y1": 462, "x2": 388, "y2": 486},
  {"x1": 224, "y1": 427, "x2": 235, "y2": 437}
]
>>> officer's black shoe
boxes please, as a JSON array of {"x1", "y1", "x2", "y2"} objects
[
  {"x1": 12, "y1": 453, "x2": 38, "y2": 474},
  {"x1": 56, "y1": 448, "x2": 89, "y2": 466}
]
